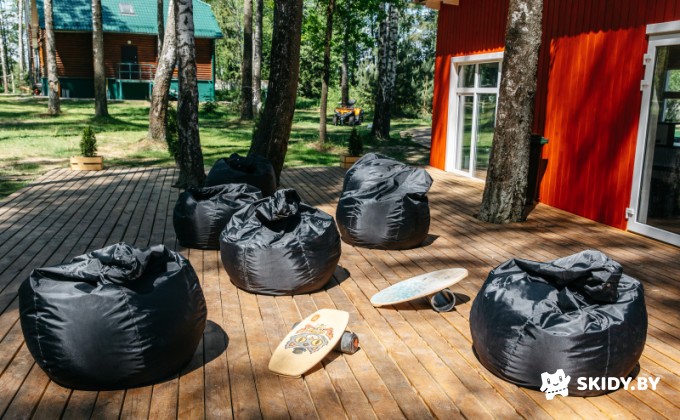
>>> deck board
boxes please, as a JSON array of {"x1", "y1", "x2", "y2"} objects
[{"x1": 0, "y1": 166, "x2": 678, "y2": 419}]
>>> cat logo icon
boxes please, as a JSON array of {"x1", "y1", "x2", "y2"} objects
[{"x1": 540, "y1": 369, "x2": 571, "y2": 400}]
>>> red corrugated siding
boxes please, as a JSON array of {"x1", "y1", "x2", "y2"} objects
[{"x1": 432, "y1": 0, "x2": 680, "y2": 229}]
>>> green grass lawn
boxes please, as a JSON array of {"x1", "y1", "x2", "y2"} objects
[{"x1": 0, "y1": 95, "x2": 430, "y2": 198}]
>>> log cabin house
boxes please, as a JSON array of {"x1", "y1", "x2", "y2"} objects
[
  {"x1": 421, "y1": 0, "x2": 680, "y2": 247},
  {"x1": 29, "y1": 0, "x2": 222, "y2": 101}
]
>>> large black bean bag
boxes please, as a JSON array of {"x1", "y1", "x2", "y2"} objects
[
  {"x1": 19, "y1": 243, "x2": 207, "y2": 390},
  {"x1": 470, "y1": 250, "x2": 647, "y2": 397},
  {"x1": 343, "y1": 153, "x2": 409, "y2": 192},
  {"x1": 173, "y1": 184, "x2": 262, "y2": 250},
  {"x1": 220, "y1": 189, "x2": 341, "y2": 295},
  {"x1": 205, "y1": 153, "x2": 277, "y2": 196},
  {"x1": 336, "y1": 154, "x2": 433, "y2": 249}
]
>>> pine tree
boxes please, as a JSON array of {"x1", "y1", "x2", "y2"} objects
[
  {"x1": 92, "y1": 0, "x2": 108, "y2": 117},
  {"x1": 249, "y1": 0, "x2": 304, "y2": 182}
]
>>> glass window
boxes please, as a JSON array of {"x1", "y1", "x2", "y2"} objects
[
  {"x1": 475, "y1": 94, "x2": 497, "y2": 178},
  {"x1": 458, "y1": 65, "x2": 475, "y2": 88},
  {"x1": 665, "y1": 69, "x2": 680, "y2": 92},
  {"x1": 637, "y1": 45, "x2": 680, "y2": 235},
  {"x1": 453, "y1": 59, "x2": 501, "y2": 179},
  {"x1": 456, "y1": 96, "x2": 473, "y2": 171},
  {"x1": 479, "y1": 62, "x2": 500, "y2": 88}
]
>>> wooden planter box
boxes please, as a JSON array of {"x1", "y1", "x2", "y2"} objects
[
  {"x1": 340, "y1": 155, "x2": 361, "y2": 169},
  {"x1": 70, "y1": 156, "x2": 104, "y2": 171}
]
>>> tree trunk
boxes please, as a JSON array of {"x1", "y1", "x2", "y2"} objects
[
  {"x1": 340, "y1": 2, "x2": 350, "y2": 105},
  {"x1": 319, "y1": 0, "x2": 335, "y2": 145},
  {"x1": 18, "y1": 0, "x2": 24, "y2": 81},
  {"x1": 249, "y1": 0, "x2": 303, "y2": 182},
  {"x1": 252, "y1": 0, "x2": 263, "y2": 115},
  {"x1": 240, "y1": 0, "x2": 253, "y2": 120},
  {"x1": 371, "y1": 2, "x2": 398, "y2": 140},
  {"x1": 30, "y1": 0, "x2": 40, "y2": 85},
  {"x1": 0, "y1": 1, "x2": 8, "y2": 93},
  {"x1": 157, "y1": 0, "x2": 164, "y2": 55},
  {"x1": 92, "y1": 0, "x2": 108, "y2": 117},
  {"x1": 149, "y1": 0, "x2": 177, "y2": 143},
  {"x1": 44, "y1": 0, "x2": 60, "y2": 114},
  {"x1": 478, "y1": 0, "x2": 543, "y2": 224},
  {"x1": 175, "y1": 0, "x2": 205, "y2": 188}
]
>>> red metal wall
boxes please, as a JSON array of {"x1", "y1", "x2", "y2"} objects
[{"x1": 432, "y1": 0, "x2": 680, "y2": 229}]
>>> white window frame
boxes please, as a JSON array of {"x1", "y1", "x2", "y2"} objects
[
  {"x1": 445, "y1": 52, "x2": 504, "y2": 178},
  {"x1": 628, "y1": 22, "x2": 680, "y2": 247}
]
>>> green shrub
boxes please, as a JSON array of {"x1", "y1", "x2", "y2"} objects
[
  {"x1": 347, "y1": 127, "x2": 363, "y2": 156},
  {"x1": 295, "y1": 96, "x2": 318, "y2": 110},
  {"x1": 80, "y1": 126, "x2": 97, "y2": 157},
  {"x1": 166, "y1": 106, "x2": 180, "y2": 161},
  {"x1": 202, "y1": 100, "x2": 218, "y2": 113}
]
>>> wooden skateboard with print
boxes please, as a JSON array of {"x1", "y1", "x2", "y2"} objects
[{"x1": 269, "y1": 308, "x2": 359, "y2": 378}]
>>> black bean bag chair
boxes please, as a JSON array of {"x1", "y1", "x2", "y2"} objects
[
  {"x1": 343, "y1": 153, "x2": 409, "y2": 192},
  {"x1": 173, "y1": 184, "x2": 262, "y2": 250},
  {"x1": 220, "y1": 189, "x2": 341, "y2": 295},
  {"x1": 19, "y1": 243, "x2": 207, "y2": 390},
  {"x1": 205, "y1": 153, "x2": 277, "y2": 196},
  {"x1": 336, "y1": 154, "x2": 433, "y2": 249},
  {"x1": 470, "y1": 250, "x2": 647, "y2": 397}
]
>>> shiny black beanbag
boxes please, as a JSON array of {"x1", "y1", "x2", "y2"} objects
[
  {"x1": 336, "y1": 154, "x2": 433, "y2": 249},
  {"x1": 470, "y1": 250, "x2": 647, "y2": 397},
  {"x1": 220, "y1": 189, "x2": 341, "y2": 295},
  {"x1": 343, "y1": 153, "x2": 408, "y2": 192},
  {"x1": 205, "y1": 153, "x2": 277, "y2": 196},
  {"x1": 173, "y1": 184, "x2": 262, "y2": 250},
  {"x1": 19, "y1": 243, "x2": 207, "y2": 390}
]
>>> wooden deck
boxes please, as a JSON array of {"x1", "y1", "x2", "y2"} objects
[{"x1": 0, "y1": 166, "x2": 679, "y2": 419}]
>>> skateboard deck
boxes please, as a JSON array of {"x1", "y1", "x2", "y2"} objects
[
  {"x1": 269, "y1": 309, "x2": 350, "y2": 377},
  {"x1": 370, "y1": 268, "x2": 468, "y2": 310}
]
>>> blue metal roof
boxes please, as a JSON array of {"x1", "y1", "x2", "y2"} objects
[{"x1": 38, "y1": 0, "x2": 223, "y2": 39}]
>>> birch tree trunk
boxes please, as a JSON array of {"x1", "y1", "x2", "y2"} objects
[
  {"x1": 149, "y1": 0, "x2": 177, "y2": 142},
  {"x1": 319, "y1": 0, "x2": 335, "y2": 145},
  {"x1": 371, "y1": 2, "x2": 398, "y2": 140},
  {"x1": 240, "y1": 0, "x2": 253, "y2": 120},
  {"x1": 44, "y1": 0, "x2": 60, "y2": 114},
  {"x1": 30, "y1": 0, "x2": 40, "y2": 85},
  {"x1": 175, "y1": 0, "x2": 205, "y2": 188},
  {"x1": 252, "y1": 0, "x2": 263, "y2": 115},
  {"x1": 18, "y1": 0, "x2": 24, "y2": 81},
  {"x1": 249, "y1": 0, "x2": 303, "y2": 182},
  {"x1": 157, "y1": 0, "x2": 164, "y2": 54},
  {"x1": 0, "y1": 1, "x2": 8, "y2": 93},
  {"x1": 478, "y1": 0, "x2": 543, "y2": 224},
  {"x1": 92, "y1": 0, "x2": 108, "y2": 117}
]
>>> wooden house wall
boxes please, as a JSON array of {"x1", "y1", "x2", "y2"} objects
[
  {"x1": 40, "y1": 32, "x2": 214, "y2": 80},
  {"x1": 431, "y1": 0, "x2": 680, "y2": 229}
]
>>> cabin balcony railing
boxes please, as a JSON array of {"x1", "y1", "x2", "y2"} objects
[{"x1": 117, "y1": 63, "x2": 156, "y2": 81}]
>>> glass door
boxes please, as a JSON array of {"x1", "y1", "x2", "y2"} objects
[
  {"x1": 630, "y1": 40, "x2": 680, "y2": 246},
  {"x1": 451, "y1": 61, "x2": 501, "y2": 179}
]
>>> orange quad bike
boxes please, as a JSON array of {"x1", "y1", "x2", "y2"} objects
[{"x1": 333, "y1": 100, "x2": 364, "y2": 126}]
